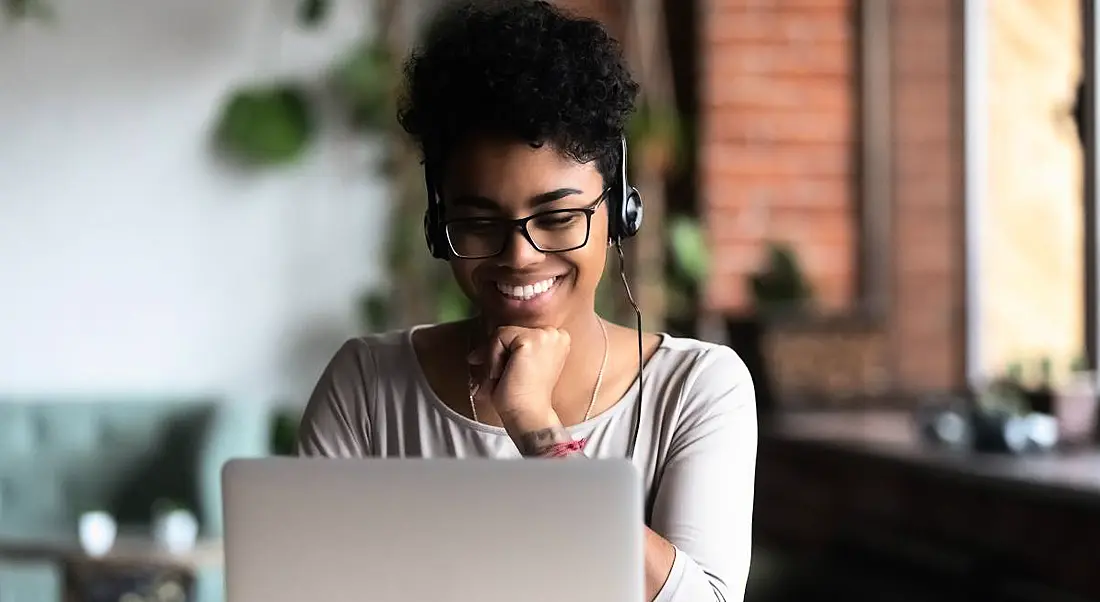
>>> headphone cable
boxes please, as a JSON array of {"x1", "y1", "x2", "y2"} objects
[{"x1": 616, "y1": 243, "x2": 644, "y2": 460}]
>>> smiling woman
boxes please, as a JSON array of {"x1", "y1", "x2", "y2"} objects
[{"x1": 296, "y1": 2, "x2": 758, "y2": 601}]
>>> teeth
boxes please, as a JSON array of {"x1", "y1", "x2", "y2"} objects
[{"x1": 497, "y1": 277, "x2": 557, "y2": 301}]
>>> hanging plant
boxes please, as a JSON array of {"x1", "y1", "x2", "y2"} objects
[
  {"x1": 2, "y1": 0, "x2": 53, "y2": 22},
  {"x1": 213, "y1": 83, "x2": 316, "y2": 167},
  {"x1": 328, "y1": 40, "x2": 396, "y2": 133},
  {"x1": 297, "y1": 0, "x2": 330, "y2": 28}
]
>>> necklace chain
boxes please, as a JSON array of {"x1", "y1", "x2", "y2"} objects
[{"x1": 468, "y1": 319, "x2": 610, "y2": 424}]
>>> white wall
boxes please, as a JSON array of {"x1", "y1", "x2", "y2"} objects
[{"x1": 0, "y1": 0, "x2": 391, "y2": 403}]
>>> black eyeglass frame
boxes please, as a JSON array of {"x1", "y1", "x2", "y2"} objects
[{"x1": 442, "y1": 188, "x2": 611, "y2": 259}]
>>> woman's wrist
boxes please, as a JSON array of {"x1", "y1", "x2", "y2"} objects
[{"x1": 500, "y1": 406, "x2": 571, "y2": 456}]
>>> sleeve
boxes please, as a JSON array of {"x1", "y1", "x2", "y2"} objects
[
  {"x1": 297, "y1": 338, "x2": 376, "y2": 458},
  {"x1": 650, "y1": 345, "x2": 758, "y2": 602}
]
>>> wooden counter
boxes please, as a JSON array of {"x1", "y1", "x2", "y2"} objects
[{"x1": 755, "y1": 411, "x2": 1100, "y2": 601}]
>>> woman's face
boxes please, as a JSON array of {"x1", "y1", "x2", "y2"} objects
[{"x1": 440, "y1": 135, "x2": 609, "y2": 329}]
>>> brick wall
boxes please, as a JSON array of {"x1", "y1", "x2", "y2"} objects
[
  {"x1": 699, "y1": 0, "x2": 967, "y2": 392},
  {"x1": 700, "y1": 0, "x2": 856, "y2": 313},
  {"x1": 888, "y1": 0, "x2": 966, "y2": 391},
  {"x1": 563, "y1": 0, "x2": 969, "y2": 392}
]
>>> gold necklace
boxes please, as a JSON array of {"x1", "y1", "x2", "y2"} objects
[{"x1": 468, "y1": 318, "x2": 609, "y2": 424}]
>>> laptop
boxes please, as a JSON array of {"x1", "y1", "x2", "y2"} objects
[{"x1": 221, "y1": 457, "x2": 643, "y2": 602}]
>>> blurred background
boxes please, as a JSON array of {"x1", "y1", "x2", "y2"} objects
[{"x1": 1, "y1": 0, "x2": 1099, "y2": 601}]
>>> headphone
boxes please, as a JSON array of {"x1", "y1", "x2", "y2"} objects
[{"x1": 422, "y1": 137, "x2": 643, "y2": 258}]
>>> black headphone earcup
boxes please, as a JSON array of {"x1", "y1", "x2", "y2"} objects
[
  {"x1": 423, "y1": 210, "x2": 438, "y2": 258},
  {"x1": 424, "y1": 210, "x2": 450, "y2": 260},
  {"x1": 621, "y1": 187, "x2": 643, "y2": 237}
]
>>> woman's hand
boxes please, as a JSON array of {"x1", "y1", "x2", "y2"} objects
[{"x1": 468, "y1": 325, "x2": 572, "y2": 450}]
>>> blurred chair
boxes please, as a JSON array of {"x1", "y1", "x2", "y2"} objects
[{"x1": 0, "y1": 398, "x2": 273, "y2": 602}]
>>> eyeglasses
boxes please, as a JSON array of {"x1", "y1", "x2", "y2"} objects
[{"x1": 443, "y1": 189, "x2": 610, "y2": 259}]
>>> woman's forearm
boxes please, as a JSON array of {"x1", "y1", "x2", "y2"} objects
[{"x1": 644, "y1": 526, "x2": 677, "y2": 601}]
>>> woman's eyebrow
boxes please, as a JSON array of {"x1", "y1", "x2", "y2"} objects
[{"x1": 450, "y1": 188, "x2": 584, "y2": 210}]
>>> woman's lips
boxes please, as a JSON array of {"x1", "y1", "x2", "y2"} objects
[
  {"x1": 484, "y1": 275, "x2": 565, "y2": 316},
  {"x1": 495, "y1": 276, "x2": 558, "y2": 301}
]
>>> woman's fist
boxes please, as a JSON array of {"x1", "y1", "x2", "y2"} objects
[{"x1": 468, "y1": 325, "x2": 570, "y2": 429}]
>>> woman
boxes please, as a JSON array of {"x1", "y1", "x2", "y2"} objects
[{"x1": 298, "y1": 1, "x2": 757, "y2": 601}]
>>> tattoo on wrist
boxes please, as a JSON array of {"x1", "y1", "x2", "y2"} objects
[{"x1": 517, "y1": 426, "x2": 573, "y2": 456}]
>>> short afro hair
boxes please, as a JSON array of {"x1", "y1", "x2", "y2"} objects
[{"x1": 397, "y1": 0, "x2": 639, "y2": 185}]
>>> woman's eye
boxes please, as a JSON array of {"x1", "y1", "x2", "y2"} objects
[
  {"x1": 535, "y1": 213, "x2": 579, "y2": 228},
  {"x1": 463, "y1": 221, "x2": 499, "y2": 233}
]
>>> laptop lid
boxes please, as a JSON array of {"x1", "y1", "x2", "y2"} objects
[{"x1": 221, "y1": 457, "x2": 643, "y2": 602}]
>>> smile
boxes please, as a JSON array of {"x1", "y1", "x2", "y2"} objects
[{"x1": 495, "y1": 276, "x2": 559, "y2": 301}]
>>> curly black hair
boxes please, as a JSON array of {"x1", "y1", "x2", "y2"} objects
[{"x1": 397, "y1": 0, "x2": 639, "y2": 185}]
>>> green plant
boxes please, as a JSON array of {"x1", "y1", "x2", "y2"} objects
[
  {"x1": 979, "y1": 363, "x2": 1031, "y2": 416},
  {"x1": 669, "y1": 216, "x2": 708, "y2": 284},
  {"x1": 436, "y1": 277, "x2": 473, "y2": 323},
  {"x1": 2, "y1": 0, "x2": 52, "y2": 22},
  {"x1": 358, "y1": 290, "x2": 391, "y2": 332},
  {"x1": 213, "y1": 84, "x2": 315, "y2": 167},
  {"x1": 749, "y1": 241, "x2": 813, "y2": 316},
  {"x1": 271, "y1": 410, "x2": 301, "y2": 456},
  {"x1": 1037, "y1": 356, "x2": 1053, "y2": 387},
  {"x1": 297, "y1": 0, "x2": 329, "y2": 28},
  {"x1": 328, "y1": 41, "x2": 396, "y2": 133},
  {"x1": 665, "y1": 215, "x2": 708, "y2": 318},
  {"x1": 211, "y1": 16, "x2": 394, "y2": 169}
]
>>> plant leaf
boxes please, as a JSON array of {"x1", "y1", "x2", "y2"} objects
[
  {"x1": 297, "y1": 0, "x2": 329, "y2": 28},
  {"x1": 213, "y1": 83, "x2": 315, "y2": 167}
]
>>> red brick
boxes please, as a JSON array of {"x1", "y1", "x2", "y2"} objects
[
  {"x1": 704, "y1": 143, "x2": 851, "y2": 178},
  {"x1": 767, "y1": 206, "x2": 856, "y2": 247},
  {"x1": 710, "y1": 41, "x2": 851, "y2": 78},
  {"x1": 713, "y1": 0, "x2": 850, "y2": 12},
  {"x1": 711, "y1": 240, "x2": 768, "y2": 275},
  {"x1": 707, "y1": 9, "x2": 851, "y2": 45},
  {"x1": 705, "y1": 73, "x2": 852, "y2": 111},
  {"x1": 706, "y1": 178, "x2": 851, "y2": 212},
  {"x1": 885, "y1": 0, "x2": 965, "y2": 391},
  {"x1": 700, "y1": 0, "x2": 967, "y2": 391},
  {"x1": 707, "y1": 111, "x2": 852, "y2": 145}
]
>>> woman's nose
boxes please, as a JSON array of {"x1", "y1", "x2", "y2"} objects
[{"x1": 496, "y1": 226, "x2": 545, "y2": 268}]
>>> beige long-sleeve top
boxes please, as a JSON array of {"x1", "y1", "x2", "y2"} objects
[{"x1": 298, "y1": 326, "x2": 758, "y2": 602}]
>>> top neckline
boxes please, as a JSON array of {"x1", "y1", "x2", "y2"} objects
[{"x1": 402, "y1": 324, "x2": 670, "y2": 437}]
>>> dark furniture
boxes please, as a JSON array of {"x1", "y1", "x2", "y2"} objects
[{"x1": 755, "y1": 411, "x2": 1100, "y2": 602}]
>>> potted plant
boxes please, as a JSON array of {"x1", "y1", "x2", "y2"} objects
[
  {"x1": 1054, "y1": 355, "x2": 1099, "y2": 447},
  {"x1": 726, "y1": 242, "x2": 813, "y2": 415},
  {"x1": 271, "y1": 410, "x2": 302, "y2": 456}
]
